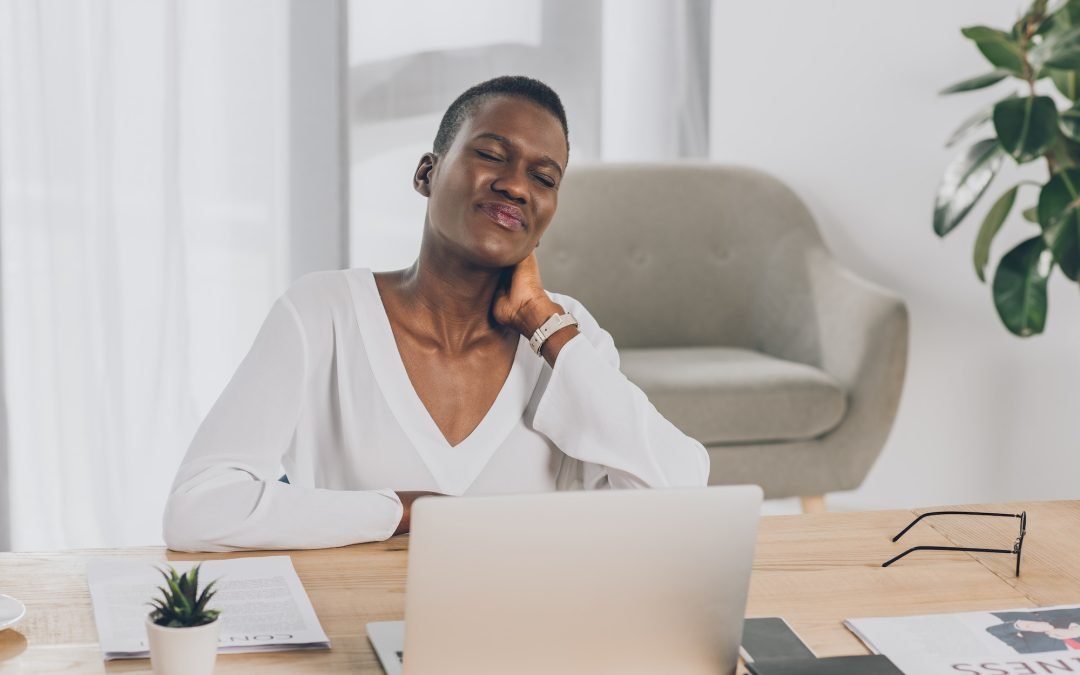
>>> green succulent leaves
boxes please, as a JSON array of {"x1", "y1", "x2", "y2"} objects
[
  {"x1": 934, "y1": 139, "x2": 1004, "y2": 237},
  {"x1": 148, "y1": 564, "x2": 221, "y2": 628},
  {"x1": 993, "y1": 96, "x2": 1059, "y2": 162}
]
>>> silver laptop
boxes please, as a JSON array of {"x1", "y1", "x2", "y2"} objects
[{"x1": 367, "y1": 485, "x2": 762, "y2": 675}]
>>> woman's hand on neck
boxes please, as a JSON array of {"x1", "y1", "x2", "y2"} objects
[
  {"x1": 493, "y1": 253, "x2": 579, "y2": 366},
  {"x1": 492, "y1": 253, "x2": 560, "y2": 335},
  {"x1": 381, "y1": 243, "x2": 576, "y2": 365}
]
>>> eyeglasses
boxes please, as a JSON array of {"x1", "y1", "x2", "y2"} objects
[{"x1": 881, "y1": 510, "x2": 1027, "y2": 577}]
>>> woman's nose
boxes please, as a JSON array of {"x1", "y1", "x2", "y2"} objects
[{"x1": 491, "y1": 166, "x2": 528, "y2": 204}]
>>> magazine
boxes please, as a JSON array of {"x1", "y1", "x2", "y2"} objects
[
  {"x1": 846, "y1": 604, "x2": 1080, "y2": 674},
  {"x1": 87, "y1": 555, "x2": 330, "y2": 660}
]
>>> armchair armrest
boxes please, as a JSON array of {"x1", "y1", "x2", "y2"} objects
[
  {"x1": 807, "y1": 249, "x2": 908, "y2": 391},
  {"x1": 754, "y1": 244, "x2": 909, "y2": 490}
]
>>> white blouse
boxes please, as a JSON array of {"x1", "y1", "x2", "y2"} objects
[{"x1": 163, "y1": 269, "x2": 710, "y2": 552}]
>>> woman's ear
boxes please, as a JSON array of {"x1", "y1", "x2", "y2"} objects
[{"x1": 413, "y1": 153, "x2": 437, "y2": 197}]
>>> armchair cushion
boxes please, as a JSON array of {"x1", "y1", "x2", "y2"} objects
[{"x1": 619, "y1": 347, "x2": 847, "y2": 445}]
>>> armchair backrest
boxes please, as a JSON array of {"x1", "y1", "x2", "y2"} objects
[{"x1": 539, "y1": 162, "x2": 825, "y2": 350}]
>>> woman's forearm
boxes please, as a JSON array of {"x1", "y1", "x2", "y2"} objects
[
  {"x1": 392, "y1": 491, "x2": 444, "y2": 535},
  {"x1": 531, "y1": 326, "x2": 711, "y2": 490}
]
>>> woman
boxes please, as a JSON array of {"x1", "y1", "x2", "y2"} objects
[{"x1": 163, "y1": 76, "x2": 709, "y2": 552}]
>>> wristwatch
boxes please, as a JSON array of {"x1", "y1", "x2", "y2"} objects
[{"x1": 529, "y1": 312, "x2": 578, "y2": 355}]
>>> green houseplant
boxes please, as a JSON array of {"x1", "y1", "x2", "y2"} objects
[
  {"x1": 936, "y1": 0, "x2": 1080, "y2": 336},
  {"x1": 145, "y1": 564, "x2": 222, "y2": 675}
]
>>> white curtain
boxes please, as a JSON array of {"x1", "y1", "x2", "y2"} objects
[
  {"x1": 0, "y1": 0, "x2": 290, "y2": 550},
  {"x1": 0, "y1": 193, "x2": 7, "y2": 551},
  {"x1": 347, "y1": 0, "x2": 711, "y2": 272},
  {"x1": 600, "y1": 0, "x2": 711, "y2": 160}
]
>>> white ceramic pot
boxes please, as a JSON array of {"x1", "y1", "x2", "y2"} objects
[{"x1": 145, "y1": 615, "x2": 221, "y2": 675}]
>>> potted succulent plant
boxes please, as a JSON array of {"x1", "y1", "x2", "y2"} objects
[{"x1": 145, "y1": 564, "x2": 222, "y2": 675}]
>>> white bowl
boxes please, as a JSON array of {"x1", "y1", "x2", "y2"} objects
[{"x1": 0, "y1": 594, "x2": 26, "y2": 631}]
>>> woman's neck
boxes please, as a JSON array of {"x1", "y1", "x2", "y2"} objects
[{"x1": 384, "y1": 246, "x2": 509, "y2": 354}]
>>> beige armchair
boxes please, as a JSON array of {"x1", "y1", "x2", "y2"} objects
[{"x1": 539, "y1": 163, "x2": 908, "y2": 511}]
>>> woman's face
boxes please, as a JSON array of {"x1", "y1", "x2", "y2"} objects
[{"x1": 415, "y1": 95, "x2": 568, "y2": 269}]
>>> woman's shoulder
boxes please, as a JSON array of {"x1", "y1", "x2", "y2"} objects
[
  {"x1": 278, "y1": 268, "x2": 377, "y2": 327},
  {"x1": 283, "y1": 268, "x2": 371, "y2": 306}
]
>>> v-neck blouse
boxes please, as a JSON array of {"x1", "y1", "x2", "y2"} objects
[{"x1": 164, "y1": 269, "x2": 710, "y2": 552}]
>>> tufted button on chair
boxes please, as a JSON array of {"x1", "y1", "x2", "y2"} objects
[{"x1": 539, "y1": 163, "x2": 909, "y2": 511}]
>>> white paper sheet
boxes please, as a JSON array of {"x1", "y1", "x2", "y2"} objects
[{"x1": 87, "y1": 555, "x2": 330, "y2": 660}]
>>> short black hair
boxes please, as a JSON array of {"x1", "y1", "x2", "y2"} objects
[{"x1": 433, "y1": 75, "x2": 568, "y2": 158}]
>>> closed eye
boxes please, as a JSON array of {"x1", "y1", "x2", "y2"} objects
[{"x1": 476, "y1": 147, "x2": 557, "y2": 187}]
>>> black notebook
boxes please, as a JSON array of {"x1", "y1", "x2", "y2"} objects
[
  {"x1": 741, "y1": 617, "x2": 816, "y2": 662},
  {"x1": 741, "y1": 618, "x2": 904, "y2": 674},
  {"x1": 746, "y1": 654, "x2": 904, "y2": 675}
]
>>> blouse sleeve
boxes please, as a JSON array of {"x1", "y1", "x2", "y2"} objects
[
  {"x1": 531, "y1": 295, "x2": 711, "y2": 490},
  {"x1": 162, "y1": 286, "x2": 403, "y2": 552}
]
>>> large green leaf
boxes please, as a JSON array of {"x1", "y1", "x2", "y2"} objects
[
  {"x1": 1052, "y1": 0, "x2": 1080, "y2": 27},
  {"x1": 946, "y1": 107, "x2": 993, "y2": 148},
  {"x1": 962, "y1": 26, "x2": 1027, "y2": 75},
  {"x1": 1045, "y1": 198, "x2": 1080, "y2": 279},
  {"x1": 1036, "y1": 169, "x2": 1080, "y2": 278},
  {"x1": 939, "y1": 70, "x2": 1012, "y2": 95},
  {"x1": 992, "y1": 236, "x2": 1052, "y2": 336},
  {"x1": 1050, "y1": 132, "x2": 1080, "y2": 169},
  {"x1": 1038, "y1": 11, "x2": 1061, "y2": 36},
  {"x1": 1033, "y1": 25, "x2": 1080, "y2": 69},
  {"x1": 1049, "y1": 68, "x2": 1080, "y2": 99},
  {"x1": 993, "y1": 96, "x2": 1059, "y2": 162},
  {"x1": 945, "y1": 95, "x2": 1019, "y2": 148},
  {"x1": 1015, "y1": 9, "x2": 1057, "y2": 39},
  {"x1": 974, "y1": 185, "x2": 1018, "y2": 282},
  {"x1": 934, "y1": 139, "x2": 1005, "y2": 236},
  {"x1": 1061, "y1": 100, "x2": 1080, "y2": 139}
]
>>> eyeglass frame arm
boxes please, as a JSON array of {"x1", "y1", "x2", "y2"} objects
[
  {"x1": 881, "y1": 544, "x2": 1015, "y2": 568},
  {"x1": 890, "y1": 511, "x2": 1023, "y2": 543}
]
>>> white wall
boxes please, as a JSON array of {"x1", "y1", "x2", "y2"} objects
[
  {"x1": 712, "y1": 1, "x2": 1080, "y2": 510},
  {"x1": 601, "y1": 0, "x2": 710, "y2": 159}
]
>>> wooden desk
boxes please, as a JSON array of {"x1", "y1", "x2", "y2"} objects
[{"x1": 2, "y1": 500, "x2": 1079, "y2": 673}]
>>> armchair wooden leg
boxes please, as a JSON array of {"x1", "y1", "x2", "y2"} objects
[{"x1": 800, "y1": 495, "x2": 826, "y2": 514}]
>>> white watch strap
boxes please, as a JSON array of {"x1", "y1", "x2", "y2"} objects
[{"x1": 529, "y1": 312, "x2": 578, "y2": 355}]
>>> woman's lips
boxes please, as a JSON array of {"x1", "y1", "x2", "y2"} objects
[{"x1": 478, "y1": 202, "x2": 526, "y2": 232}]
